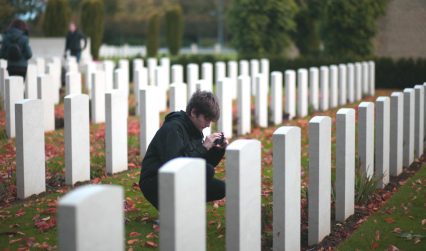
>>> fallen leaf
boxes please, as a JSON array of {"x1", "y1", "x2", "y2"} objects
[
  {"x1": 146, "y1": 232, "x2": 157, "y2": 239},
  {"x1": 384, "y1": 217, "x2": 395, "y2": 224},
  {"x1": 145, "y1": 241, "x2": 158, "y2": 248},
  {"x1": 9, "y1": 238, "x2": 22, "y2": 244},
  {"x1": 127, "y1": 239, "x2": 139, "y2": 245},
  {"x1": 129, "y1": 232, "x2": 140, "y2": 237},
  {"x1": 414, "y1": 237, "x2": 421, "y2": 244},
  {"x1": 371, "y1": 242, "x2": 379, "y2": 249},
  {"x1": 421, "y1": 219, "x2": 426, "y2": 225},
  {"x1": 392, "y1": 228, "x2": 401, "y2": 233},
  {"x1": 15, "y1": 208, "x2": 25, "y2": 217},
  {"x1": 387, "y1": 245, "x2": 399, "y2": 251},
  {"x1": 375, "y1": 230, "x2": 381, "y2": 241}
]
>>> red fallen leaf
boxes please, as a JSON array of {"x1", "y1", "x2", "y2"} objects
[
  {"x1": 208, "y1": 220, "x2": 216, "y2": 225},
  {"x1": 129, "y1": 232, "x2": 140, "y2": 237},
  {"x1": 146, "y1": 232, "x2": 157, "y2": 239},
  {"x1": 384, "y1": 217, "x2": 395, "y2": 224},
  {"x1": 92, "y1": 177, "x2": 101, "y2": 184},
  {"x1": 145, "y1": 241, "x2": 158, "y2": 248},
  {"x1": 128, "y1": 163, "x2": 138, "y2": 168},
  {"x1": 371, "y1": 242, "x2": 380, "y2": 249},
  {"x1": 34, "y1": 216, "x2": 56, "y2": 232},
  {"x1": 128, "y1": 248, "x2": 134, "y2": 251},
  {"x1": 15, "y1": 208, "x2": 25, "y2": 217},
  {"x1": 421, "y1": 219, "x2": 426, "y2": 225},
  {"x1": 132, "y1": 183, "x2": 140, "y2": 190},
  {"x1": 387, "y1": 245, "x2": 399, "y2": 251},
  {"x1": 42, "y1": 207, "x2": 57, "y2": 214},
  {"x1": 127, "y1": 239, "x2": 139, "y2": 245},
  {"x1": 47, "y1": 201, "x2": 57, "y2": 207},
  {"x1": 414, "y1": 238, "x2": 421, "y2": 244},
  {"x1": 124, "y1": 197, "x2": 137, "y2": 212},
  {"x1": 16, "y1": 247, "x2": 29, "y2": 251}
]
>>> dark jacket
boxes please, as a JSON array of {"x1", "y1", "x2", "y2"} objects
[
  {"x1": 0, "y1": 28, "x2": 32, "y2": 67},
  {"x1": 140, "y1": 111, "x2": 225, "y2": 181},
  {"x1": 65, "y1": 30, "x2": 87, "y2": 54}
]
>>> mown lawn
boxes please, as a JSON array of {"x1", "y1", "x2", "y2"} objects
[{"x1": 338, "y1": 165, "x2": 426, "y2": 251}]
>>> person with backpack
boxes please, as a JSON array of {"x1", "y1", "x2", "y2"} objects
[
  {"x1": 0, "y1": 19, "x2": 32, "y2": 79},
  {"x1": 64, "y1": 22, "x2": 87, "y2": 63}
]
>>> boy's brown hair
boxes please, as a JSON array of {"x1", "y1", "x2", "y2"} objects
[{"x1": 186, "y1": 90, "x2": 220, "y2": 122}]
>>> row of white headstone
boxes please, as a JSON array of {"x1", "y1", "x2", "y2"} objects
[{"x1": 55, "y1": 81, "x2": 425, "y2": 250}]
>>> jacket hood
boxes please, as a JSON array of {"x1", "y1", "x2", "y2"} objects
[
  {"x1": 4, "y1": 28, "x2": 25, "y2": 40},
  {"x1": 164, "y1": 111, "x2": 203, "y2": 138}
]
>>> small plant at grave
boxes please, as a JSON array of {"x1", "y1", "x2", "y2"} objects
[
  {"x1": 128, "y1": 135, "x2": 139, "y2": 149},
  {"x1": 354, "y1": 166, "x2": 380, "y2": 205}
]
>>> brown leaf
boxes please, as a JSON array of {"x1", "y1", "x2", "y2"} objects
[
  {"x1": 384, "y1": 217, "x2": 395, "y2": 224},
  {"x1": 146, "y1": 232, "x2": 157, "y2": 239},
  {"x1": 9, "y1": 238, "x2": 22, "y2": 244},
  {"x1": 127, "y1": 239, "x2": 139, "y2": 245},
  {"x1": 129, "y1": 232, "x2": 140, "y2": 237},
  {"x1": 414, "y1": 237, "x2": 421, "y2": 244},
  {"x1": 421, "y1": 219, "x2": 426, "y2": 225},
  {"x1": 145, "y1": 241, "x2": 158, "y2": 248},
  {"x1": 371, "y1": 242, "x2": 380, "y2": 249}
]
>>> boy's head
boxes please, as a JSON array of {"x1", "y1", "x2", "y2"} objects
[{"x1": 186, "y1": 91, "x2": 220, "y2": 130}]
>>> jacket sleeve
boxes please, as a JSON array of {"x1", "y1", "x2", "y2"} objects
[
  {"x1": 23, "y1": 37, "x2": 32, "y2": 60},
  {"x1": 205, "y1": 147, "x2": 225, "y2": 167},
  {"x1": 0, "y1": 42, "x2": 5, "y2": 59}
]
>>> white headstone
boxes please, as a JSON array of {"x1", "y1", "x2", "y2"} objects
[
  {"x1": 329, "y1": 65, "x2": 338, "y2": 108},
  {"x1": 390, "y1": 92, "x2": 404, "y2": 176},
  {"x1": 217, "y1": 78, "x2": 233, "y2": 138},
  {"x1": 37, "y1": 75, "x2": 55, "y2": 132},
  {"x1": 169, "y1": 83, "x2": 187, "y2": 112},
  {"x1": 25, "y1": 64, "x2": 38, "y2": 99},
  {"x1": 91, "y1": 71, "x2": 106, "y2": 123},
  {"x1": 226, "y1": 139, "x2": 261, "y2": 251},
  {"x1": 160, "y1": 57, "x2": 170, "y2": 89},
  {"x1": 35, "y1": 57, "x2": 45, "y2": 75},
  {"x1": 187, "y1": 63, "x2": 199, "y2": 101},
  {"x1": 272, "y1": 127, "x2": 301, "y2": 251},
  {"x1": 118, "y1": 59, "x2": 130, "y2": 92},
  {"x1": 338, "y1": 64, "x2": 347, "y2": 105},
  {"x1": 15, "y1": 99, "x2": 45, "y2": 199},
  {"x1": 250, "y1": 59, "x2": 260, "y2": 95},
  {"x1": 215, "y1": 61, "x2": 226, "y2": 85},
  {"x1": 355, "y1": 63, "x2": 362, "y2": 100},
  {"x1": 5, "y1": 77, "x2": 24, "y2": 138},
  {"x1": 66, "y1": 72, "x2": 82, "y2": 95},
  {"x1": 159, "y1": 158, "x2": 206, "y2": 251},
  {"x1": 403, "y1": 88, "x2": 415, "y2": 167},
  {"x1": 358, "y1": 102, "x2": 374, "y2": 178},
  {"x1": 133, "y1": 67, "x2": 148, "y2": 115},
  {"x1": 362, "y1": 62, "x2": 369, "y2": 95},
  {"x1": 102, "y1": 60, "x2": 114, "y2": 92},
  {"x1": 237, "y1": 75, "x2": 251, "y2": 135},
  {"x1": 271, "y1": 72, "x2": 283, "y2": 125},
  {"x1": 106, "y1": 91, "x2": 128, "y2": 174},
  {"x1": 309, "y1": 67, "x2": 319, "y2": 111},
  {"x1": 147, "y1": 58, "x2": 157, "y2": 85},
  {"x1": 375, "y1": 97, "x2": 390, "y2": 188},
  {"x1": 336, "y1": 108, "x2": 355, "y2": 222},
  {"x1": 239, "y1": 60, "x2": 249, "y2": 76},
  {"x1": 320, "y1": 66, "x2": 329, "y2": 111},
  {"x1": 308, "y1": 116, "x2": 331, "y2": 245},
  {"x1": 64, "y1": 94, "x2": 90, "y2": 185},
  {"x1": 346, "y1": 63, "x2": 355, "y2": 103},
  {"x1": 297, "y1": 68, "x2": 308, "y2": 117},
  {"x1": 368, "y1": 61, "x2": 375, "y2": 96},
  {"x1": 155, "y1": 66, "x2": 168, "y2": 112},
  {"x1": 228, "y1": 61, "x2": 238, "y2": 99},
  {"x1": 140, "y1": 87, "x2": 160, "y2": 157},
  {"x1": 201, "y1": 63, "x2": 213, "y2": 92},
  {"x1": 285, "y1": 70, "x2": 296, "y2": 119},
  {"x1": 255, "y1": 74, "x2": 268, "y2": 128},
  {"x1": 171, "y1": 64, "x2": 184, "y2": 84},
  {"x1": 0, "y1": 67, "x2": 9, "y2": 103},
  {"x1": 58, "y1": 185, "x2": 124, "y2": 251},
  {"x1": 0, "y1": 59, "x2": 7, "y2": 68},
  {"x1": 83, "y1": 62, "x2": 96, "y2": 92},
  {"x1": 414, "y1": 85, "x2": 424, "y2": 159},
  {"x1": 46, "y1": 63, "x2": 60, "y2": 105}
]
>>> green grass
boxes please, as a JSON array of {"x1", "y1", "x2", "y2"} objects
[{"x1": 338, "y1": 165, "x2": 426, "y2": 250}]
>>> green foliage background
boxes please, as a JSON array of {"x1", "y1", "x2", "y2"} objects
[
  {"x1": 165, "y1": 5, "x2": 184, "y2": 56},
  {"x1": 81, "y1": 0, "x2": 105, "y2": 59},
  {"x1": 227, "y1": 0, "x2": 298, "y2": 58},
  {"x1": 42, "y1": 0, "x2": 71, "y2": 37},
  {"x1": 147, "y1": 12, "x2": 161, "y2": 57}
]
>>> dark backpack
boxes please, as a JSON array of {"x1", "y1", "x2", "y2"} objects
[{"x1": 7, "y1": 37, "x2": 23, "y2": 61}]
